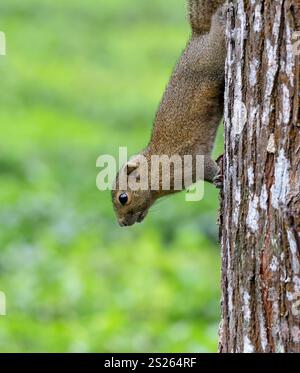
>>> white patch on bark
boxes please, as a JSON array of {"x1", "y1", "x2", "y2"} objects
[
  {"x1": 227, "y1": 241, "x2": 234, "y2": 317},
  {"x1": 281, "y1": 84, "x2": 290, "y2": 125},
  {"x1": 271, "y1": 149, "x2": 290, "y2": 209},
  {"x1": 280, "y1": 252, "x2": 287, "y2": 282},
  {"x1": 241, "y1": 288, "x2": 254, "y2": 353},
  {"x1": 287, "y1": 230, "x2": 300, "y2": 274},
  {"x1": 225, "y1": 21, "x2": 233, "y2": 150},
  {"x1": 232, "y1": 100, "x2": 247, "y2": 136},
  {"x1": 262, "y1": 3, "x2": 282, "y2": 127},
  {"x1": 247, "y1": 195, "x2": 259, "y2": 232},
  {"x1": 249, "y1": 58, "x2": 259, "y2": 87},
  {"x1": 228, "y1": 281, "x2": 234, "y2": 319},
  {"x1": 293, "y1": 275, "x2": 300, "y2": 293},
  {"x1": 282, "y1": 20, "x2": 295, "y2": 86},
  {"x1": 291, "y1": 327, "x2": 300, "y2": 343},
  {"x1": 260, "y1": 184, "x2": 268, "y2": 210},
  {"x1": 247, "y1": 166, "x2": 254, "y2": 186},
  {"x1": 266, "y1": 38, "x2": 279, "y2": 96},
  {"x1": 262, "y1": 103, "x2": 272, "y2": 127},
  {"x1": 262, "y1": 38, "x2": 277, "y2": 126},
  {"x1": 243, "y1": 336, "x2": 254, "y2": 353},
  {"x1": 259, "y1": 313, "x2": 268, "y2": 352},
  {"x1": 253, "y1": 3, "x2": 262, "y2": 33},
  {"x1": 267, "y1": 133, "x2": 276, "y2": 153},
  {"x1": 235, "y1": 183, "x2": 241, "y2": 204},
  {"x1": 243, "y1": 290, "x2": 251, "y2": 322},
  {"x1": 270, "y1": 256, "x2": 279, "y2": 272},
  {"x1": 291, "y1": 277, "x2": 300, "y2": 317},
  {"x1": 232, "y1": 0, "x2": 246, "y2": 137},
  {"x1": 233, "y1": 184, "x2": 241, "y2": 225}
]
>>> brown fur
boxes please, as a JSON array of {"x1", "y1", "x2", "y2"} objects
[{"x1": 112, "y1": 0, "x2": 226, "y2": 226}]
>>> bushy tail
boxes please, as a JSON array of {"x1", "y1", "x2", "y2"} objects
[{"x1": 188, "y1": 0, "x2": 225, "y2": 35}]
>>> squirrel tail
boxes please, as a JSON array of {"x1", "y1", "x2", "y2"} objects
[{"x1": 188, "y1": 0, "x2": 225, "y2": 36}]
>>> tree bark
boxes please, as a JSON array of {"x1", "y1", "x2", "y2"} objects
[{"x1": 219, "y1": 0, "x2": 300, "y2": 352}]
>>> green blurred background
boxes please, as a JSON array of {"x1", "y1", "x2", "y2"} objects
[{"x1": 0, "y1": 0, "x2": 223, "y2": 352}]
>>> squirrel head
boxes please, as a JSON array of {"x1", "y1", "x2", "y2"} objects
[{"x1": 112, "y1": 155, "x2": 156, "y2": 227}]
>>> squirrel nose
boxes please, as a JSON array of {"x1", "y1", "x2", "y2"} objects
[
  {"x1": 118, "y1": 217, "x2": 137, "y2": 227},
  {"x1": 118, "y1": 218, "x2": 132, "y2": 227},
  {"x1": 118, "y1": 218, "x2": 126, "y2": 227}
]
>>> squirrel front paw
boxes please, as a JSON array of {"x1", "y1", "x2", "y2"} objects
[
  {"x1": 213, "y1": 154, "x2": 224, "y2": 189},
  {"x1": 213, "y1": 172, "x2": 223, "y2": 189}
]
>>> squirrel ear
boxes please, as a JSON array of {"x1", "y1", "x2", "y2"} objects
[{"x1": 126, "y1": 161, "x2": 139, "y2": 175}]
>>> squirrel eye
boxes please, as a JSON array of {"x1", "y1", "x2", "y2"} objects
[{"x1": 118, "y1": 193, "x2": 129, "y2": 206}]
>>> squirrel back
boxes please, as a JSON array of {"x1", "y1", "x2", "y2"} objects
[{"x1": 148, "y1": 0, "x2": 226, "y2": 157}]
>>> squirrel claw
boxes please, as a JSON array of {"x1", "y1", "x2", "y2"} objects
[
  {"x1": 213, "y1": 173, "x2": 223, "y2": 189},
  {"x1": 213, "y1": 154, "x2": 224, "y2": 189}
]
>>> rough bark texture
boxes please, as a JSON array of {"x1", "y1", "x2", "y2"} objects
[{"x1": 219, "y1": 0, "x2": 300, "y2": 352}]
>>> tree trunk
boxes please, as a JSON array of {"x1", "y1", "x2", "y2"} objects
[{"x1": 219, "y1": 0, "x2": 300, "y2": 353}]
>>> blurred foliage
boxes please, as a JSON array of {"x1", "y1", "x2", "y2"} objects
[{"x1": 0, "y1": 0, "x2": 223, "y2": 352}]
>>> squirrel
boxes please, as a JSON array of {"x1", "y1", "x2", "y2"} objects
[{"x1": 112, "y1": 0, "x2": 226, "y2": 227}]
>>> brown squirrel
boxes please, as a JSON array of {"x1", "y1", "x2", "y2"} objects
[{"x1": 112, "y1": 0, "x2": 226, "y2": 227}]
